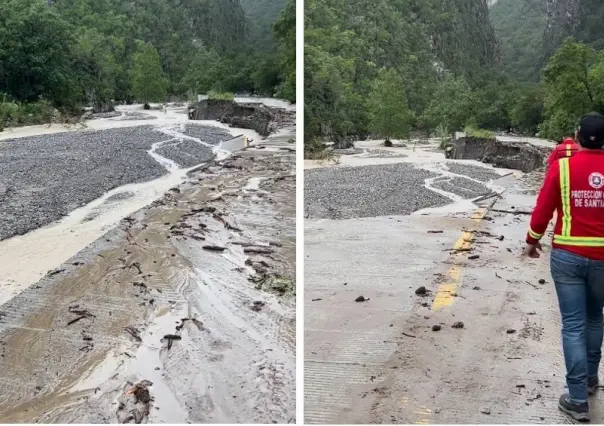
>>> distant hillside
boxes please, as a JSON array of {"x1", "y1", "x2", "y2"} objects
[
  {"x1": 241, "y1": 0, "x2": 287, "y2": 50},
  {"x1": 0, "y1": 0, "x2": 295, "y2": 112},
  {"x1": 571, "y1": 0, "x2": 604, "y2": 50},
  {"x1": 489, "y1": 0, "x2": 546, "y2": 82},
  {"x1": 304, "y1": 0, "x2": 501, "y2": 146},
  {"x1": 490, "y1": 0, "x2": 604, "y2": 82}
]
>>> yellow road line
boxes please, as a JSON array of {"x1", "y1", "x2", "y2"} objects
[
  {"x1": 400, "y1": 397, "x2": 432, "y2": 424},
  {"x1": 399, "y1": 207, "x2": 489, "y2": 424},
  {"x1": 432, "y1": 207, "x2": 487, "y2": 311}
]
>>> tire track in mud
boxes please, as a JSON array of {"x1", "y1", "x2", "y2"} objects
[{"x1": 0, "y1": 143, "x2": 295, "y2": 423}]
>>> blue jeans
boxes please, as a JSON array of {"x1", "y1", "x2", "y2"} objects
[{"x1": 551, "y1": 248, "x2": 604, "y2": 403}]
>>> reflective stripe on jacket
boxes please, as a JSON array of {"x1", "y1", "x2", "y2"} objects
[
  {"x1": 527, "y1": 150, "x2": 604, "y2": 260},
  {"x1": 546, "y1": 138, "x2": 580, "y2": 168}
]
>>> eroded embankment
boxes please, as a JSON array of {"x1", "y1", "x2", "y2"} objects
[
  {"x1": 452, "y1": 136, "x2": 551, "y2": 172},
  {"x1": 0, "y1": 146, "x2": 295, "y2": 424},
  {"x1": 192, "y1": 99, "x2": 296, "y2": 137}
]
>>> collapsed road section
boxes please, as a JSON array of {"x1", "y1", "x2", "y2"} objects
[
  {"x1": 0, "y1": 104, "x2": 296, "y2": 423},
  {"x1": 304, "y1": 137, "x2": 604, "y2": 424}
]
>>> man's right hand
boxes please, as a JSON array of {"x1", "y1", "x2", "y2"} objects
[{"x1": 523, "y1": 241, "x2": 543, "y2": 258}]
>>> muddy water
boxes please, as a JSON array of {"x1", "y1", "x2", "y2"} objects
[
  {"x1": 0, "y1": 106, "x2": 257, "y2": 305},
  {"x1": 0, "y1": 146, "x2": 295, "y2": 423},
  {"x1": 0, "y1": 130, "x2": 295, "y2": 423}
]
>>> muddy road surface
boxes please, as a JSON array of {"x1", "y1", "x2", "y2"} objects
[
  {"x1": 0, "y1": 105, "x2": 296, "y2": 423},
  {"x1": 304, "y1": 139, "x2": 604, "y2": 423}
]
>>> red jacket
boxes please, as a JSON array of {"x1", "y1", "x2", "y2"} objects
[
  {"x1": 527, "y1": 150, "x2": 604, "y2": 260},
  {"x1": 546, "y1": 138, "x2": 579, "y2": 168}
]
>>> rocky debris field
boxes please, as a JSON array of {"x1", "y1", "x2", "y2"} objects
[
  {"x1": 304, "y1": 163, "x2": 450, "y2": 219},
  {"x1": 182, "y1": 123, "x2": 233, "y2": 143},
  {"x1": 155, "y1": 139, "x2": 216, "y2": 168},
  {"x1": 445, "y1": 163, "x2": 502, "y2": 182},
  {"x1": 0, "y1": 124, "x2": 233, "y2": 241},
  {"x1": 432, "y1": 176, "x2": 491, "y2": 199},
  {"x1": 0, "y1": 143, "x2": 296, "y2": 423},
  {"x1": 305, "y1": 161, "x2": 507, "y2": 220}
]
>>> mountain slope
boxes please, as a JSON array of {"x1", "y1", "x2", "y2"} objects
[
  {"x1": 429, "y1": 0, "x2": 500, "y2": 84},
  {"x1": 489, "y1": 0, "x2": 546, "y2": 82},
  {"x1": 491, "y1": 0, "x2": 604, "y2": 82},
  {"x1": 240, "y1": 0, "x2": 287, "y2": 50},
  {"x1": 304, "y1": 0, "x2": 500, "y2": 145}
]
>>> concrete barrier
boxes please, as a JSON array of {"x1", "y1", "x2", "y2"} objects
[{"x1": 220, "y1": 134, "x2": 248, "y2": 153}]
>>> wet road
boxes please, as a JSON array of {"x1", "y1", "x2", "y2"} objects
[{"x1": 304, "y1": 141, "x2": 604, "y2": 423}]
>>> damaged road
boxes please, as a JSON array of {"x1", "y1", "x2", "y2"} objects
[
  {"x1": 304, "y1": 138, "x2": 604, "y2": 423},
  {"x1": 0, "y1": 120, "x2": 296, "y2": 423}
]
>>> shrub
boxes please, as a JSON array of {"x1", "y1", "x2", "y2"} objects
[
  {"x1": 0, "y1": 96, "x2": 56, "y2": 130},
  {"x1": 464, "y1": 125, "x2": 495, "y2": 139},
  {"x1": 208, "y1": 91, "x2": 235, "y2": 101}
]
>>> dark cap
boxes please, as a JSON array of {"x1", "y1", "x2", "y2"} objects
[{"x1": 578, "y1": 112, "x2": 604, "y2": 149}]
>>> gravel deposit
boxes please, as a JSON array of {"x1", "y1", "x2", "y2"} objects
[
  {"x1": 118, "y1": 112, "x2": 157, "y2": 121},
  {"x1": 432, "y1": 177, "x2": 491, "y2": 199},
  {"x1": 89, "y1": 111, "x2": 121, "y2": 119},
  {"x1": 305, "y1": 163, "x2": 451, "y2": 219},
  {"x1": 445, "y1": 163, "x2": 501, "y2": 182},
  {"x1": 183, "y1": 123, "x2": 232, "y2": 144},
  {"x1": 0, "y1": 123, "x2": 231, "y2": 241},
  {"x1": 105, "y1": 191, "x2": 135, "y2": 202},
  {"x1": 363, "y1": 149, "x2": 407, "y2": 158},
  {"x1": 156, "y1": 140, "x2": 216, "y2": 168}
]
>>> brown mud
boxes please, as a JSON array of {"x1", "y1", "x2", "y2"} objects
[{"x1": 0, "y1": 135, "x2": 295, "y2": 423}]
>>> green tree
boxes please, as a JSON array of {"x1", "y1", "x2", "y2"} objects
[
  {"x1": 422, "y1": 73, "x2": 475, "y2": 133},
  {"x1": 540, "y1": 39, "x2": 604, "y2": 139},
  {"x1": 241, "y1": 0, "x2": 287, "y2": 51},
  {"x1": 130, "y1": 41, "x2": 168, "y2": 104},
  {"x1": 181, "y1": 48, "x2": 227, "y2": 94},
  {"x1": 367, "y1": 69, "x2": 413, "y2": 142},
  {"x1": 252, "y1": 56, "x2": 281, "y2": 95},
  {"x1": 489, "y1": 0, "x2": 546, "y2": 83},
  {"x1": 0, "y1": 0, "x2": 77, "y2": 105},
  {"x1": 72, "y1": 29, "x2": 124, "y2": 111},
  {"x1": 510, "y1": 86, "x2": 544, "y2": 135},
  {"x1": 274, "y1": 0, "x2": 296, "y2": 102}
]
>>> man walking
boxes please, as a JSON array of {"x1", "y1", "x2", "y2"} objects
[
  {"x1": 546, "y1": 133, "x2": 580, "y2": 168},
  {"x1": 525, "y1": 112, "x2": 604, "y2": 422}
]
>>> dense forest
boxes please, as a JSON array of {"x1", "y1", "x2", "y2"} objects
[
  {"x1": 304, "y1": 0, "x2": 504, "y2": 151},
  {"x1": 241, "y1": 0, "x2": 287, "y2": 51},
  {"x1": 304, "y1": 0, "x2": 604, "y2": 156},
  {"x1": 0, "y1": 0, "x2": 294, "y2": 127}
]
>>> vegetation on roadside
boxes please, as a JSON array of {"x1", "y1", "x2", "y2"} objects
[
  {"x1": 464, "y1": 125, "x2": 496, "y2": 139},
  {"x1": 0, "y1": 0, "x2": 295, "y2": 130},
  {"x1": 304, "y1": 138, "x2": 340, "y2": 164},
  {"x1": 0, "y1": 97, "x2": 57, "y2": 131},
  {"x1": 208, "y1": 91, "x2": 236, "y2": 101}
]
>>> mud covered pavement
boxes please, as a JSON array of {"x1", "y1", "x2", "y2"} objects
[
  {"x1": 304, "y1": 139, "x2": 604, "y2": 424},
  {"x1": 0, "y1": 133, "x2": 296, "y2": 423}
]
